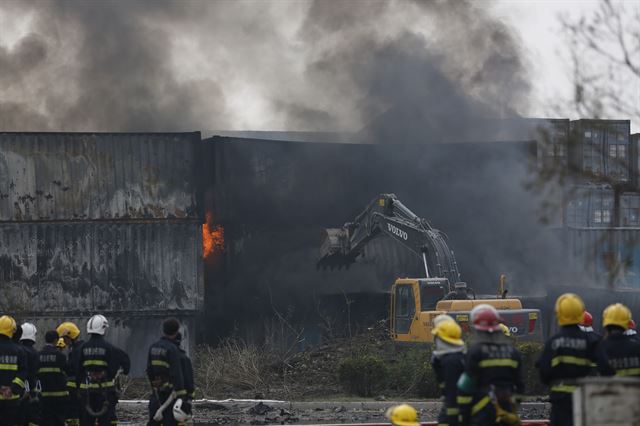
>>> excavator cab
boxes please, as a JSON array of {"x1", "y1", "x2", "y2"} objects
[{"x1": 390, "y1": 278, "x2": 450, "y2": 342}]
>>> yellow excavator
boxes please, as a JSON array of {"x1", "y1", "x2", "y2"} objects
[{"x1": 318, "y1": 194, "x2": 542, "y2": 343}]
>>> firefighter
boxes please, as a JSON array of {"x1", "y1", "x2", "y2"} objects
[
  {"x1": 431, "y1": 319, "x2": 465, "y2": 426},
  {"x1": 457, "y1": 304, "x2": 523, "y2": 426},
  {"x1": 77, "y1": 314, "x2": 130, "y2": 426},
  {"x1": 385, "y1": 404, "x2": 420, "y2": 426},
  {"x1": 56, "y1": 321, "x2": 83, "y2": 426},
  {"x1": 0, "y1": 315, "x2": 28, "y2": 426},
  {"x1": 599, "y1": 304, "x2": 640, "y2": 377},
  {"x1": 38, "y1": 330, "x2": 69, "y2": 426},
  {"x1": 537, "y1": 293, "x2": 614, "y2": 426},
  {"x1": 175, "y1": 332, "x2": 195, "y2": 412},
  {"x1": 579, "y1": 310, "x2": 602, "y2": 343},
  {"x1": 147, "y1": 318, "x2": 188, "y2": 425},
  {"x1": 19, "y1": 322, "x2": 40, "y2": 426}
]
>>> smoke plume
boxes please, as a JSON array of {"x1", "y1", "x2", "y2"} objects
[{"x1": 0, "y1": 0, "x2": 530, "y2": 134}]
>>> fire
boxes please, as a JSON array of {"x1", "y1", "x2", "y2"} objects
[{"x1": 203, "y1": 213, "x2": 224, "y2": 258}]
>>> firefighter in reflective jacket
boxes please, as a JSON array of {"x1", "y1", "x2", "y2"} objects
[
  {"x1": 77, "y1": 315, "x2": 131, "y2": 426},
  {"x1": 147, "y1": 318, "x2": 187, "y2": 425},
  {"x1": 175, "y1": 332, "x2": 195, "y2": 404},
  {"x1": 0, "y1": 316, "x2": 28, "y2": 426},
  {"x1": 457, "y1": 304, "x2": 523, "y2": 426},
  {"x1": 18, "y1": 322, "x2": 40, "y2": 426},
  {"x1": 38, "y1": 330, "x2": 70, "y2": 426},
  {"x1": 57, "y1": 321, "x2": 84, "y2": 426},
  {"x1": 537, "y1": 293, "x2": 614, "y2": 426},
  {"x1": 431, "y1": 319, "x2": 465, "y2": 426},
  {"x1": 599, "y1": 304, "x2": 640, "y2": 377}
]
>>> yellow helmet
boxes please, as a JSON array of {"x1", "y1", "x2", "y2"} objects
[
  {"x1": 499, "y1": 323, "x2": 511, "y2": 337},
  {"x1": 432, "y1": 319, "x2": 464, "y2": 346},
  {"x1": 603, "y1": 303, "x2": 632, "y2": 330},
  {"x1": 56, "y1": 337, "x2": 66, "y2": 348},
  {"x1": 555, "y1": 293, "x2": 585, "y2": 326},
  {"x1": 56, "y1": 322, "x2": 80, "y2": 340},
  {"x1": 0, "y1": 316, "x2": 17, "y2": 338},
  {"x1": 385, "y1": 404, "x2": 420, "y2": 426}
]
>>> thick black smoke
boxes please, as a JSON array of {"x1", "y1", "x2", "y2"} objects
[{"x1": 0, "y1": 0, "x2": 530, "y2": 133}]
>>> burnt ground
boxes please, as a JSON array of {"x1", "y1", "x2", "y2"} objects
[{"x1": 117, "y1": 399, "x2": 550, "y2": 425}]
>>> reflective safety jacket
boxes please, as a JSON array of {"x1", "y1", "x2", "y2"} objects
[
  {"x1": 37, "y1": 344, "x2": 68, "y2": 398},
  {"x1": 66, "y1": 339, "x2": 84, "y2": 392},
  {"x1": 458, "y1": 339, "x2": 523, "y2": 424},
  {"x1": 76, "y1": 334, "x2": 130, "y2": 391},
  {"x1": 177, "y1": 345, "x2": 194, "y2": 400},
  {"x1": 21, "y1": 340, "x2": 39, "y2": 393},
  {"x1": 537, "y1": 324, "x2": 614, "y2": 398},
  {"x1": 147, "y1": 336, "x2": 185, "y2": 397},
  {"x1": 0, "y1": 335, "x2": 28, "y2": 401},
  {"x1": 599, "y1": 332, "x2": 640, "y2": 377},
  {"x1": 431, "y1": 350, "x2": 465, "y2": 426}
]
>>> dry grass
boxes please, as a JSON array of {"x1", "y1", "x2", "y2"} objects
[{"x1": 194, "y1": 338, "x2": 275, "y2": 398}]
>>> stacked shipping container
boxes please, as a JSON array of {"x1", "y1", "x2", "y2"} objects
[{"x1": 0, "y1": 132, "x2": 203, "y2": 375}]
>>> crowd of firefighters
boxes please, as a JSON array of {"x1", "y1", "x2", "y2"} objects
[
  {"x1": 0, "y1": 315, "x2": 193, "y2": 426},
  {"x1": 1, "y1": 293, "x2": 639, "y2": 426},
  {"x1": 385, "y1": 294, "x2": 640, "y2": 426}
]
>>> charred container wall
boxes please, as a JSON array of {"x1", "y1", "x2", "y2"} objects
[
  {"x1": 0, "y1": 132, "x2": 203, "y2": 376},
  {"x1": 202, "y1": 136, "x2": 572, "y2": 343}
]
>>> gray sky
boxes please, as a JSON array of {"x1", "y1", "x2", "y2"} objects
[{"x1": 493, "y1": 0, "x2": 638, "y2": 131}]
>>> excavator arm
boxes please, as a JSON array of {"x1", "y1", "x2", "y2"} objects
[{"x1": 318, "y1": 194, "x2": 461, "y2": 283}]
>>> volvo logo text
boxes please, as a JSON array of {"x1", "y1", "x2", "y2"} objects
[{"x1": 388, "y1": 223, "x2": 408, "y2": 240}]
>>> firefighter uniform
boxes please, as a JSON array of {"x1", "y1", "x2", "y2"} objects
[
  {"x1": 66, "y1": 338, "x2": 85, "y2": 426},
  {"x1": 431, "y1": 320, "x2": 465, "y2": 426},
  {"x1": 457, "y1": 305, "x2": 523, "y2": 426},
  {"x1": 458, "y1": 337, "x2": 524, "y2": 426},
  {"x1": 600, "y1": 332, "x2": 640, "y2": 377},
  {"x1": 537, "y1": 294, "x2": 614, "y2": 426},
  {"x1": 147, "y1": 336, "x2": 187, "y2": 425},
  {"x1": 37, "y1": 343, "x2": 69, "y2": 426},
  {"x1": 600, "y1": 303, "x2": 640, "y2": 377},
  {"x1": 77, "y1": 330, "x2": 130, "y2": 426},
  {"x1": 176, "y1": 333, "x2": 195, "y2": 417},
  {"x1": 19, "y1": 338, "x2": 40, "y2": 426},
  {"x1": 0, "y1": 317, "x2": 28, "y2": 426},
  {"x1": 57, "y1": 321, "x2": 84, "y2": 426}
]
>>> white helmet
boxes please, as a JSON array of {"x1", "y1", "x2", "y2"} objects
[
  {"x1": 20, "y1": 323, "x2": 37, "y2": 342},
  {"x1": 87, "y1": 315, "x2": 109, "y2": 335},
  {"x1": 173, "y1": 398, "x2": 191, "y2": 422},
  {"x1": 433, "y1": 314, "x2": 455, "y2": 328}
]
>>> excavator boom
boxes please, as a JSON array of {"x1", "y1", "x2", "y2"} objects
[{"x1": 318, "y1": 194, "x2": 460, "y2": 283}]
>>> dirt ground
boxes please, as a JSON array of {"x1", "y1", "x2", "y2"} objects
[{"x1": 117, "y1": 399, "x2": 550, "y2": 425}]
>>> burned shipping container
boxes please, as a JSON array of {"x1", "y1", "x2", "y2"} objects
[
  {"x1": 0, "y1": 132, "x2": 203, "y2": 375},
  {"x1": 0, "y1": 132, "x2": 200, "y2": 221}
]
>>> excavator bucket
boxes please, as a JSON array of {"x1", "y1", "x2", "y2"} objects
[{"x1": 317, "y1": 228, "x2": 355, "y2": 269}]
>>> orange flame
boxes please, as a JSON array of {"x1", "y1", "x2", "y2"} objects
[{"x1": 203, "y1": 213, "x2": 224, "y2": 258}]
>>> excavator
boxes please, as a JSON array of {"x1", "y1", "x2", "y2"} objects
[{"x1": 318, "y1": 193, "x2": 543, "y2": 343}]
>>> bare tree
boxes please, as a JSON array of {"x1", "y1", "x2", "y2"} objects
[{"x1": 562, "y1": 0, "x2": 639, "y2": 122}]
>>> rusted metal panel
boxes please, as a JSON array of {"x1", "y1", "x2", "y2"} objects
[
  {"x1": 0, "y1": 222, "x2": 203, "y2": 315},
  {"x1": 0, "y1": 132, "x2": 201, "y2": 221},
  {"x1": 14, "y1": 315, "x2": 195, "y2": 377}
]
